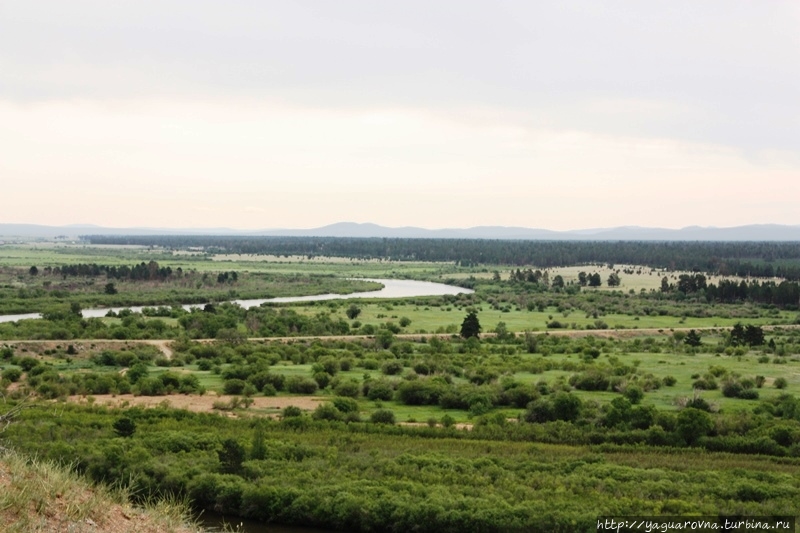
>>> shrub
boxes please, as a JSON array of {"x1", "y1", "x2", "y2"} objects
[
  {"x1": 623, "y1": 386, "x2": 644, "y2": 404},
  {"x1": 312, "y1": 403, "x2": 342, "y2": 421},
  {"x1": 370, "y1": 409, "x2": 396, "y2": 424},
  {"x1": 282, "y1": 405, "x2": 303, "y2": 418},
  {"x1": 332, "y1": 396, "x2": 359, "y2": 414},
  {"x1": 312, "y1": 372, "x2": 331, "y2": 389},
  {"x1": 662, "y1": 375, "x2": 677, "y2": 386},
  {"x1": 569, "y1": 370, "x2": 611, "y2": 391},
  {"x1": 774, "y1": 377, "x2": 788, "y2": 389},
  {"x1": 223, "y1": 379, "x2": 247, "y2": 395},
  {"x1": 365, "y1": 380, "x2": 394, "y2": 401},
  {"x1": 381, "y1": 360, "x2": 404, "y2": 375},
  {"x1": 286, "y1": 376, "x2": 319, "y2": 394},
  {"x1": 684, "y1": 397, "x2": 712, "y2": 412},
  {"x1": 18, "y1": 357, "x2": 40, "y2": 372},
  {"x1": 136, "y1": 377, "x2": 166, "y2": 396},
  {"x1": 2, "y1": 367, "x2": 22, "y2": 383},
  {"x1": 112, "y1": 417, "x2": 136, "y2": 438},
  {"x1": 334, "y1": 379, "x2": 360, "y2": 398}
]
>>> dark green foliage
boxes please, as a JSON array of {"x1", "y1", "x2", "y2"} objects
[
  {"x1": 623, "y1": 386, "x2": 644, "y2": 404},
  {"x1": 332, "y1": 397, "x2": 359, "y2": 414},
  {"x1": 334, "y1": 379, "x2": 360, "y2": 398},
  {"x1": 113, "y1": 417, "x2": 136, "y2": 438},
  {"x1": 684, "y1": 329, "x2": 702, "y2": 347},
  {"x1": 18, "y1": 357, "x2": 40, "y2": 371},
  {"x1": 345, "y1": 304, "x2": 361, "y2": 320},
  {"x1": 250, "y1": 424, "x2": 267, "y2": 460},
  {"x1": 6, "y1": 403, "x2": 800, "y2": 532},
  {"x1": 223, "y1": 379, "x2": 247, "y2": 395},
  {"x1": 286, "y1": 376, "x2": 318, "y2": 394},
  {"x1": 370, "y1": 409, "x2": 396, "y2": 424},
  {"x1": 774, "y1": 377, "x2": 788, "y2": 389},
  {"x1": 460, "y1": 311, "x2": 481, "y2": 339},
  {"x1": 676, "y1": 408, "x2": 714, "y2": 445},
  {"x1": 282, "y1": 405, "x2": 303, "y2": 418},
  {"x1": 364, "y1": 379, "x2": 394, "y2": 401},
  {"x1": 218, "y1": 438, "x2": 246, "y2": 474},
  {"x1": 2, "y1": 367, "x2": 22, "y2": 382},
  {"x1": 381, "y1": 360, "x2": 403, "y2": 376},
  {"x1": 312, "y1": 402, "x2": 342, "y2": 421}
]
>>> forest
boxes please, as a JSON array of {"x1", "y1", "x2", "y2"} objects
[{"x1": 84, "y1": 235, "x2": 800, "y2": 279}]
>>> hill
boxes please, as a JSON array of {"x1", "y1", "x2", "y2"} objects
[{"x1": 0, "y1": 447, "x2": 199, "y2": 533}]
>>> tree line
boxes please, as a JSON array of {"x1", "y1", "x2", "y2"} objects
[
  {"x1": 84, "y1": 236, "x2": 800, "y2": 279},
  {"x1": 34, "y1": 261, "x2": 178, "y2": 281}
]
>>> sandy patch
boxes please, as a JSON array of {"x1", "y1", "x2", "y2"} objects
[{"x1": 65, "y1": 393, "x2": 325, "y2": 413}]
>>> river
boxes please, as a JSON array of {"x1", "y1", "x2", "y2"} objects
[{"x1": 0, "y1": 278, "x2": 472, "y2": 323}]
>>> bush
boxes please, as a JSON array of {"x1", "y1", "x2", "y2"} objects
[
  {"x1": 365, "y1": 380, "x2": 394, "y2": 401},
  {"x1": 312, "y1": 403, "x2": 342, "y2": 421},
  {"x1": 312, "y1": 372, "x2": 331, "y2": 389},
  {"x1": 774, "y1": 377, "x2": 788, "y2": 389},
  {"x1": 286, "y1": 376, "x2": 319, "y2": 394},
  {"x1": 136, "y1": 377, "x2": 166, "y2": 396},
  {"x1": 334, "y1": 379, "x2": 360, "y2": 398},
  {"x1": 223, "y1": 379, "x2": 247, "y2": 395},
  {"x1": 112, "y1": 417, "x2": 136, "y2": 438},
  {"x1": 370, "y1": 409, "x2": 396, "y2": 424},
  {"x1": 2, "y1": 367, "x2": 22, "y2": 383},
  {"x1": 332, "y1": 396, "x2": 359, "y2": 413},
  {"x1": 623, "y1": 386, "x2": 644, "y2": 404},
  {"x1": 381, "y1": 360, "x2": 404, "y2": 375},
  {"x1": 18, "y1": 357, "x2": 40, "y2": 372},
  {"x1": 662, "y1": 375, "x2": 677, "y2": 386},
  {"x1": 282, "y1": 405, "x2": 303, "y2": 418}
]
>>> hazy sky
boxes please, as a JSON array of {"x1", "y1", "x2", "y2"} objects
[{"x1": 2, "y1": 1, "x2": 799, "y2": 230}]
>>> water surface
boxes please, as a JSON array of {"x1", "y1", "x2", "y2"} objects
[{"x1": 0, "y1": 278, "x2": 472, "y2": 323}]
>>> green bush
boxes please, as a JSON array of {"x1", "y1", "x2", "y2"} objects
[
  {"x1": 2, "y1": 367, "x2": 22, "y2": 383},
  {"x1": 332, "y1": 396, "x2": 359, "y2": 414},
  {"x1": 282, "y1": 405, "x2": 303, "y2": 418},
  {"x1": 312, "y1": 403, "x2": 342, "y2": 421},
  {"x1": 370, "y1": 409, "x2": 396, "y2": 424},
  {"x1": 223, "y1": 379, "x2": 247, "y2": 395},
  {"x1": 286, "y1": 376, "x2": 319, "y2": 394}
]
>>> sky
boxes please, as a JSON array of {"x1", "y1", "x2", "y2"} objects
[{"x1": 1, "y1": 1, "x2": 799, "y2": 231}]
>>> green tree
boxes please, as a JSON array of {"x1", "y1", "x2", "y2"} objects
[
  {"x1": 588, "y1": 273, "x2": 602, "y2": 287},
  {"x1": 460, "y1": 311, "x2": 481, "y2": 339},
  {"x1": 29, "y1": 266, "x2": 38, "y2": 276},
  {"x1": 104, "y1": 283, "x2": 118, "y2": 295},
  {"x1": 676, "y1": 408, "x2": 714, "y2": 445},
  {"x1": 607, "y1": 273, "x2": 621, "y2": 287},
  {"x1": 684, "y1": 330, "x2": 702, "y2": 347},
  {"x1": 250, "y1": 424, "x2": 267, "y2": 460},
  {"x1": 218, "y1": 438, "x2": 246, "y2": 474},
  {"x1": 345, "y1": 304, "x2": 361, "y2": 320},
  {"x1": 112, "y1": 417, "x2": 136, "y2": 438}
]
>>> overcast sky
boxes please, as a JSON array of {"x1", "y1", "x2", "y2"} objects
[{"x1": 2, "y1": 1, "x2": 798, "y2": 230}]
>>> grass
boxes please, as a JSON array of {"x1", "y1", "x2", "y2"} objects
[{"x1": 0, "y1": 447, "x2": 198, "y2": 533}]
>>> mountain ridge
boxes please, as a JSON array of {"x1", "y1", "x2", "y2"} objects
[{"x1": 1, "y1": 222, "x2": 800, "y2": 241}]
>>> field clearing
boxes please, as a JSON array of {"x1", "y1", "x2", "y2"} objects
[
  {"x1": 285, "y1": 300, "x2": 798, "y2": 333},
  {"x1": 65, "y1": 393, "x2": 326, "y2": 413}
]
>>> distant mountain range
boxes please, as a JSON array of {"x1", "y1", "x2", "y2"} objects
[{"x1": 2, "y1": 222, "x2": 800, "y2": 241}]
